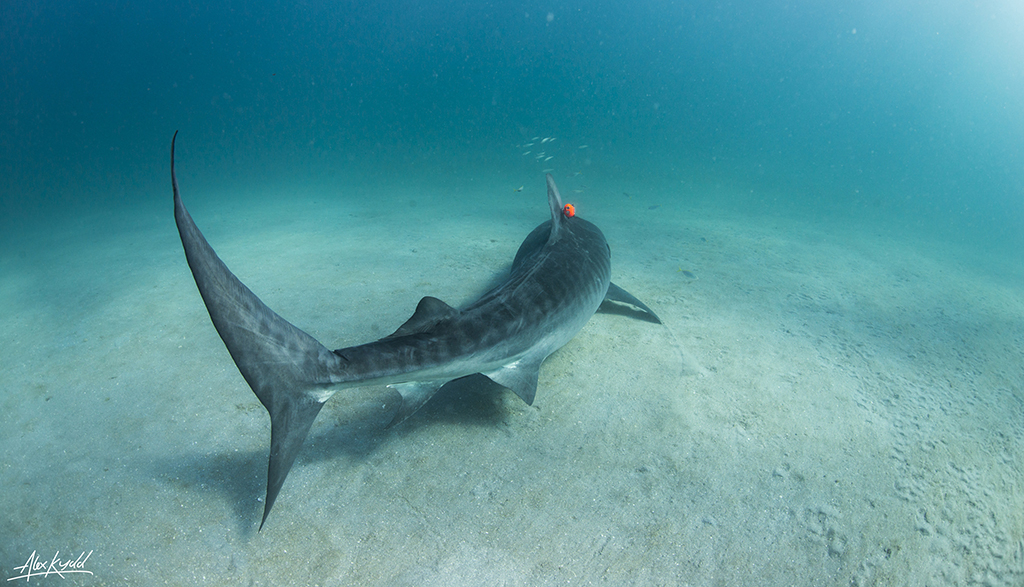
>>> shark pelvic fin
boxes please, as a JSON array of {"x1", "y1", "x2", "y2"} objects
[{"x1": 483, "y1": 354, "x2": 544, "y2": 405}]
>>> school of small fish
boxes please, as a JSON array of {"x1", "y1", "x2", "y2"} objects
[
  {"x1": 513, "y1": 135, "x2": 594, "y2": 194},
  {"x1": 515, "y1": 136, "x2": 590, "y2": 174}
]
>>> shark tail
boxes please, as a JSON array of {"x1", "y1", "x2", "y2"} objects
[{"x1": 171, "y1": 132, "x2": 345, "y2": 530}]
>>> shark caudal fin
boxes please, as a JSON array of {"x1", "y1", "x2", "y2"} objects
[{"x1": 171, "y1": 132, "x2": 344, "y2": 530}]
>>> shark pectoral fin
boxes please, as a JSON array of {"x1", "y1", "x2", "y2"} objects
[
  {"x1": 483, "y1": 356, "x2": 544, "y2": 405},
  {"x1": 262, "y1": 395, "x2": 326, "y2": 531},
  {"x1": 601, "y1": 282, "x2": 662, "y2": 324},
  {"x1": 385, "y1": 296, "x2": 458, "y2": 339},
  {"x1": 386, "y1": 380, "x2": 447, "y2": 427}
]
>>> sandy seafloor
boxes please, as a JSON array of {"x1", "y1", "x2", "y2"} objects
[{"x1": 1, "y1": 168, "x2": 1022, "y2": 586}]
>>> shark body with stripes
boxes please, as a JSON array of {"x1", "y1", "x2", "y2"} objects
[{"x1": 171, "y1": 132, "x2": 660, "y2": 529}]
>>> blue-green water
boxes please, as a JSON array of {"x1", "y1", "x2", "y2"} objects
[
  {"x1": 2, "y1": 1, "x2": 1022, "y2": 585},
  {"x1": 4, "y1": 0, "x2": 1022, "y2": 241}
]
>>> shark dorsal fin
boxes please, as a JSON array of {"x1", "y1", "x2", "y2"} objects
[
  {"x1": 386, "y1": 296, "x2": 458, "y2": 339},
  {"x1": 545, "y1": 173, "x2": 565, "y2": 244}
]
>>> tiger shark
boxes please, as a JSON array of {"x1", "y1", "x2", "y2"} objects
[{"x1": 171, "y1": 132, "x2": 660, "y2": 530}]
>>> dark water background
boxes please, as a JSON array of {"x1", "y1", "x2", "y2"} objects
[{"x1": 2, "y1": 0, "x2": 1022, "y2": 249}]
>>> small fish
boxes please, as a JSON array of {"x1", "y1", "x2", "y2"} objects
[
  {"x1": 541, "y1": 137, "x2": 550, "y2": 144},
  {"x1": 544, "y1": 156, "x2": 553, "y2": 161},
  {"x1": 678, "y1": 269, "x2": 697, "y2": 279},
  {"x1": 524, "y1": 142, "x2": 534, "y2": 147},
  {"x1": 513, "y1": 186, "x2": 523, "y2": 193},
  {"x1": 522, "y1": 151, "x2": 531, "y2": 156},
  {"x1": 578, "y1": 145, "x2": 588, "y2": 149},
  {"x1": 541, "y1": 168, "x2": 555, "y2": 173},
  {"x1": 532, "y1": 136, "x2": 540, "y2": 141},
  {"x1": 648, "y1": 205, "x2": 660, "y2": 210}
]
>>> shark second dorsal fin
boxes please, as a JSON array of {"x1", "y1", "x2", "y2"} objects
[
  {"x1": 386, "y1": 296, "x2": 458, "y2": 339},
  {"x1": 545, "y1": 173, "x2": 565, "y2": 244}
]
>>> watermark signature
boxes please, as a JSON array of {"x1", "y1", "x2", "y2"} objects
[{"x1": 7, "y1": 551, "x2": 93, "y2": 582}]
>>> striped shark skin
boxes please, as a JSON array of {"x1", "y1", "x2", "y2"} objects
[{"x1": 170, "y1": 132, "x2": 660, "y2": 529}]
